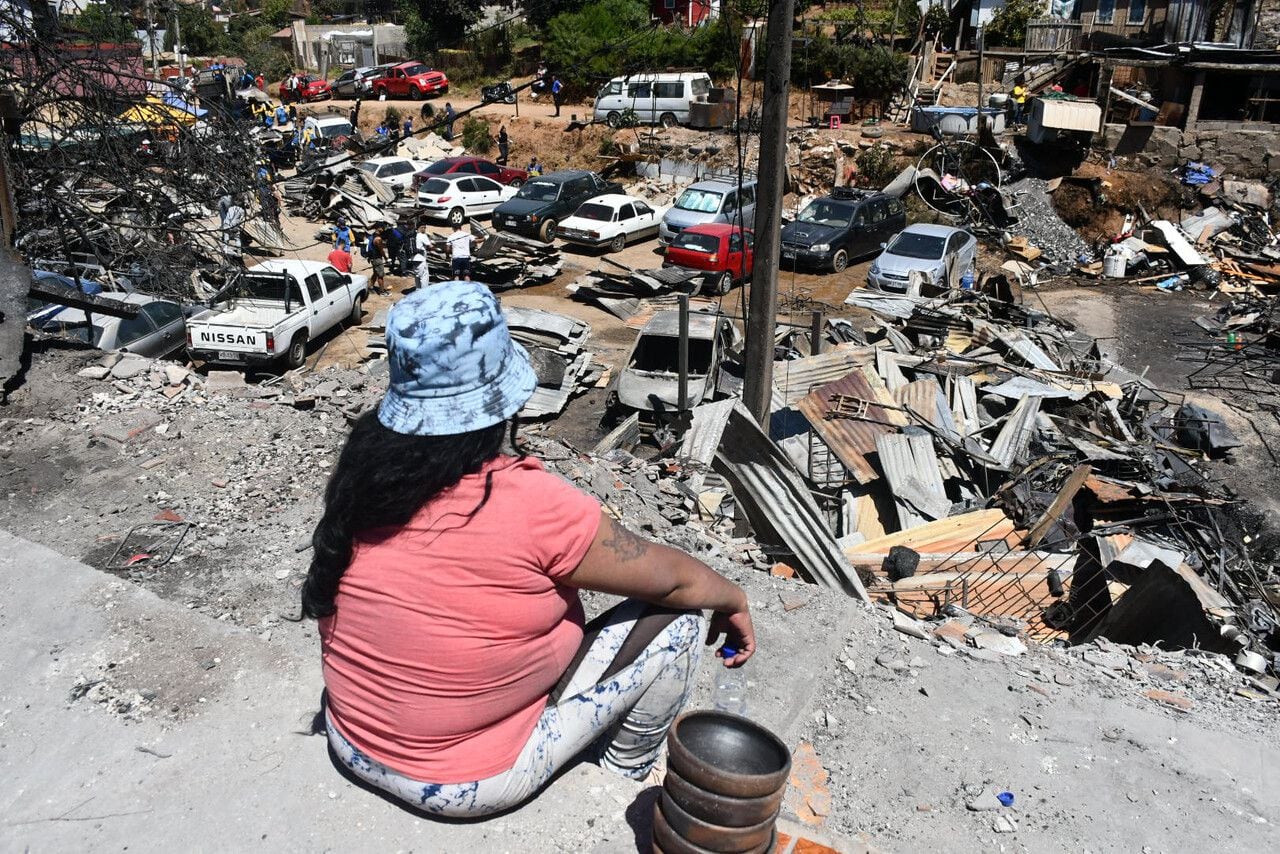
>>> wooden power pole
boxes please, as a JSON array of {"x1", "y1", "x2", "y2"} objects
[{"x1": 743, "y1": 0, "x2": 795, "y2": 425}]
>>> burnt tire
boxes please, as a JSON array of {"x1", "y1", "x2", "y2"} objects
[{"x1": 831, "y1": 248, "x2": 849, "y2": 273}]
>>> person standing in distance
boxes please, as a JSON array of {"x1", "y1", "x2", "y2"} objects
[
  {"x1": 447, "y1": 219, "x2": 475, "y2": 281},
  {"x1": 551, "y1": 76, "x2": 564, "y2": 118}
]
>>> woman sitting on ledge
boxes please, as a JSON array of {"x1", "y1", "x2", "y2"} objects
[{"x1": 302, "y1": 280, "x2": 755, "y2": 817}]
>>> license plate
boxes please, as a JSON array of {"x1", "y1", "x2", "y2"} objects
[
  {"x1": 216, "y1": 351, "x2": 243, "y2": 361},
  {"x1": 506, "y1": 218, "x2": 519, "y2": 227},
  {"x1": 782, "y1": 248, "x2": 795, "y2": 258}
]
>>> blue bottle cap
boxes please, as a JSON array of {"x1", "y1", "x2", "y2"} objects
[
  {"x1": 997, "y1": 791, "x2": 1015, "y2": 807},
  {"x1": 719, "y1": 645, "x2": 738, "y2": 658}
]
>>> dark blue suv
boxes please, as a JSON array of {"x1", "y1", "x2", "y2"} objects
[{"x1": 780, "y1": 188, "x2": 907, "y2": 273}]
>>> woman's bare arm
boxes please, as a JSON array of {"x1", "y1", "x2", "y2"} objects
[{"x1": 563, "y1": 512, "x2": 755, "y2": 666}]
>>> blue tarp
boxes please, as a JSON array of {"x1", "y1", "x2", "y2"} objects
[
  {"x1": 1180, "y1": 161, "x2": 1216, "y2": 186},
  {"x1": 162, "y1": 92, "x2": 207, "y2": 118}
]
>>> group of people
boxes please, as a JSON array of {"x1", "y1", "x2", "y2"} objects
[
  {"x1": 252, "y1": 100, "x2": 297, "y2": 129},
  {"x1": 280, "y1": 71, "x2": 312, "y2": 103},
  {"x1": 529, "y1": 64, "x2": 565, "y2": 117},
  {"x1": 329, "y1": 218, "x2": 438, "y2": 295}
]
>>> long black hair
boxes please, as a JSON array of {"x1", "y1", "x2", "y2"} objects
[{"x1": 301, "y1": 411, "x2": 515, "y2": 619}]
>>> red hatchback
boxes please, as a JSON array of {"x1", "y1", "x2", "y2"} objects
[
  {"x1": 412, "y1": 157, "x2": 529, "y2": 188},
  {"x1": 294, "y1": 74, "x2": 332, "y2": 101},
  {"x1": 664, "y1": 224, "x2": 755, "y2": 294}
]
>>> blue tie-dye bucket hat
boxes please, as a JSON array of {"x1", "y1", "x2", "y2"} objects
[{"x1": 377, "y1": 281, "x2": 537, "y2": 436}]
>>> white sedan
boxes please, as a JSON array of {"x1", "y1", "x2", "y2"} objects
[
  {"x1": 357, "y1": 156, "x2": 429, "y2": 190},
  {"x1": 556, "y1": 194, "x2": 665, "y2": 252},
  {"x1": 417, "y1": 174, "x2": 518, "y2": 225}
]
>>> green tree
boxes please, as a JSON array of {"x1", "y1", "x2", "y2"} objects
[
  {"x1": 399, "y1": 0, "x2": 485, "y2": 56},
  {"x1": 68, "y1": 2, "x2": 139, "y2": 44},
  {"x1": 544, "y1": 0, "x2": 649, "y2": 85},
  {"x1": 984, "y1": 0, "x2": 1047, "y2": 48},
  {"x1": 164, "y1": 4, "x2": 228, "y2": 56},
  {"x1": 259, "y1": 0, "x2": 294, "y2": 29}
]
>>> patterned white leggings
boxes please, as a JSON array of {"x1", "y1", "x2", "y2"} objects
[{"x1": 327, "y1": 600, "x2": 705, "y2": 817}]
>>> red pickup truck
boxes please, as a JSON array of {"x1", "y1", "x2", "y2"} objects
[
  {"x1": 664, "y1": 224, "x2": 755, "y2": 295},
  {"x1": 370, "y1": 61, "x2": 449, "y2": 100}
]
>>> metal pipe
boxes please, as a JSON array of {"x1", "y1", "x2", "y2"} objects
[{"x1": 809, "y1": 309, "x2": 823, "y2": 356}]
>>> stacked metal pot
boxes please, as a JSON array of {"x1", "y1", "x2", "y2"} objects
[{"x1": 652, "y1": 711, "x2": 792, "y2": 854}]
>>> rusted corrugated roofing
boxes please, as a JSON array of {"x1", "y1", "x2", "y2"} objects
[
  {"x1": 770, "y1": 344, "x2": 876, "y2": 409},
  {"x1": 794, "y1": 365, "x2": 907, "y2": 484},
  {"x1": 700, "y1": 403, "x2": 869, "y2": 601}
]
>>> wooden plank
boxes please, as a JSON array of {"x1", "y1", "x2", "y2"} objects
[
  {"x1": 1025, "y1": 464, "x2": 1093, "y2": 548},
  {"x1": 27, "y1": 283, "x2": 140, "y2": 318},
  {"x1": 847, "y1": 508, "x2": 1017, "y2": 556}
]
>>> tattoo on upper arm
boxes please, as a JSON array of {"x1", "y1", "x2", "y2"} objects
[{"x1": 602, "y1": 520, "x2": 649, "y2": 563}]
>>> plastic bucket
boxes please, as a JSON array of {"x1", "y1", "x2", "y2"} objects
[{"x1": 1102, "y1": 252, "x2": 1127, "y2": 279}]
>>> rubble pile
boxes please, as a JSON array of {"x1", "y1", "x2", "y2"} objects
[
  {"x1": 1006, "y1": 176, "x2": 1094, "y2": 267},
  {"x1": 567, "y1": 262, "x2": 712, "y2": 316},
  {"x1": 281, "y1": 156, "x2": 402, "y2": 228},
  {"x1": 425, "y1": 223, "x2": 563, "y2": 290},
  {"x1": 631, "y1": 282, "x2": 1278, "y2": 674},
  {"x1": 503, "y1": 306, "x2": 602, "y2": 418}
]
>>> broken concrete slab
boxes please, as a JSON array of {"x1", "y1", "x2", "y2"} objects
[
  {"x1": 109, "y1": 356, "x2": 151, "y2": 379},
  {"x1": 204, "y1": 370, "x2": 248, "y2": 393},
  {"x1": 91, "y1": 409, "x2": 163, "y2": 444}
]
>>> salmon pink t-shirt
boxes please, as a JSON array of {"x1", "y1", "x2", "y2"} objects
[{"x1": 320, "y1": 455, "x2": 601, "y2": 783}]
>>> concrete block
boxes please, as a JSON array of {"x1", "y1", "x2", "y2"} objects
[
  {"x1": 205, "y1": 370, "x2": 248, "y2": 393},
  {"x1": 77, "y1": 365, "x2": 110, "y2": 380},
  {"x1": 109, "y1": 357, "x2": 151, "y2": 379},
  {"x1": 92, "y1": 409, "x2": 163, "y2": 443}
]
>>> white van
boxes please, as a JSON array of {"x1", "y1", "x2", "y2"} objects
[{"x1": 593, "y1": 72, "x2": 712, "y2": 129}]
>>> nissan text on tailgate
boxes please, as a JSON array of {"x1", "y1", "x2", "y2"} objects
[{"x1": 186, "y1": 259, "x2": 368, "y2": 369}]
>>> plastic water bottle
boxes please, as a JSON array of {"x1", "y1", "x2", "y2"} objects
[{"x1": 713, "y1": 646, "x2": 748, "y2": 717}]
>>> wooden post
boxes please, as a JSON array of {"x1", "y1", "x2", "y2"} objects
[
  {"x1": 809, "y1": 310, "x2": 823, "y2": 356},
  {"x1": 677, "y1": 293, "x2": 690, "y2": 414},
  {"x1": 1184, "y1": 70, "x2": 1206, "y2": 132},
  {"x1": 743, "y1": 0, "x2": 796, "y2": 426}
]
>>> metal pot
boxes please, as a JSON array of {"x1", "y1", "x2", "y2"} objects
[
  {"x1": 651, "y1": 802, "x2": 776, "y2": 854},
  {"x1": 663, "y1": 765, "x2": 786, "y2": 828},
  {"x1": 659, "y1": 789, "x2": 778, "y2": 852},
  {"x1": 665, "y1": 711, "x2": 791, "y2": 799}
]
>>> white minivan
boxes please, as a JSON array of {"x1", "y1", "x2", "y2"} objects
[{"x1": 593, "y1": 72, "x2": 712, "y2": 129}]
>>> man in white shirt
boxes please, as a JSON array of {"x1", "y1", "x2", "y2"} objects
[
  {"x1": 446, "y1": 220, "x2": 475, "y2": 281},
  {"x1": 413, "y1": 223, "x2": 432, "y2": 289}
]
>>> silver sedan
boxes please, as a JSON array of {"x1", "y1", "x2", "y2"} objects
[{"x1": 867, "y1": 223, "x2": 978, "y2": 292}]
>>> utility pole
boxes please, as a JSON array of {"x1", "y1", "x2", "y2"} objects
[
  {"x1": 171, "y1": 3, "x2": 186, "y2": 79},
  {"x1": 145, "y1": 0, "x2": 159, "y2": 79},
  {"x1": 743, "y1": 0, "x2": 795, "y2": 426},
  {"x1": 975, "y1": 26, "x2": 985, "y2": 135}
]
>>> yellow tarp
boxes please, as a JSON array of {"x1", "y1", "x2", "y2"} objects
[{"x1": 118, "y1": 99, "x2": 197, "y2": 127}]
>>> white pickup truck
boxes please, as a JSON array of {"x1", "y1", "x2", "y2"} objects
[{"x1": 186, "y1": 259, "x2": 368, "y2": 369}]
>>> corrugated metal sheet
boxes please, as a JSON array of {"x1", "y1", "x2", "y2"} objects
[
  {"x1": 770, "y1": 344, "x2": 876, "y2": 409},
  {"x1": 876, "y1": 347, "x2": 909, "y2": 392},
  {"x1": 949, "y1": 375, "x2": 979, "y2": 437},
  {"x1": 875, "y1": 428, "x2": 949, "y2": 529},
  {"x1": 678, "y1": 398, "x2": 737, "y2": 493},
  {"x1": 795, "y1": 366, "x2": 908, "y2": 484},
  {"x1": 996, "y1": 329, "x2": 1061, "y2": 371},
  {"x1": 987, "y1": 394, "x2": 1042, "y2": 470},
  {"x1": 713, "y1": 403, "x2": 869, "y2": 601},
  {"x1": 844, "y1": 290, "x2": 928, "y2": 319}
]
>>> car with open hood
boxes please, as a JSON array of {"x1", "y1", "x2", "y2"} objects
[
  {"x1": 492, "y1": 170, "x2": 621, "y2": 242},
  {"x1": 867, "y1": 223, "x2": 978, "y2": 292},
  {"x1": 781, "y1": 188, "x2": 906, "y2": 273}
]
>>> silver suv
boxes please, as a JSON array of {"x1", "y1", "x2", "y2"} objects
[{"x1": 658, "y1": 175, "x2": 757, "y2": 245}]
